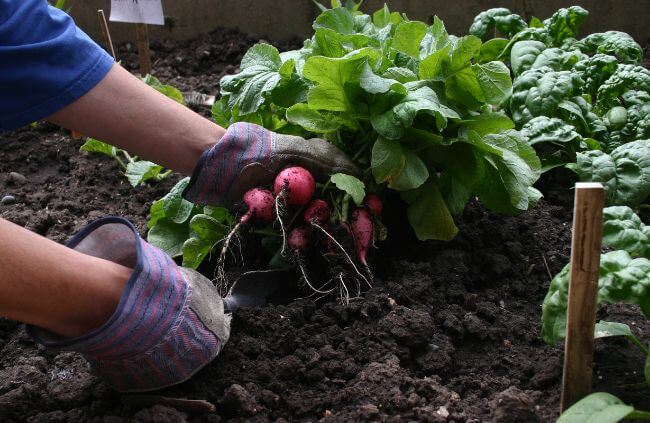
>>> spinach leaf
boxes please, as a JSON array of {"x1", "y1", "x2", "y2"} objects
[
  {"x1": 568, "y1": 140, "x2": 650, "y2": 207},
  {"x1": 576, "y1": 31, "x2": 644, "y2": 65},
  {"x1": 469, "y1": 8, "x2": 527, "y2": 40},
  {"x1": 542, "y1": 250, "x2": 650, "y2": 345}
]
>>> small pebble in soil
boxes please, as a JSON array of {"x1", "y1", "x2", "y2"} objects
[
  {"x1": 1, "y1": 195, "x2": 15, "y2": 204},
  {"x1": 8, "y1": 172, "x2": 27, "y2": 186}
]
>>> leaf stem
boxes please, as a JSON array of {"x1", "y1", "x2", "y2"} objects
[
  {"x1": 341, "y1": 193, "x2": 351, "y2": 223},
  {"x1": 114, "y1": 155, "x2": 128, "y2": 171},
  {"x1": 156, "y1": 169, "x2": 173, "y2": 180},
  {"x1": 626, "y1": 410, "x2": 650, "y2": 420},
  {"x1": 121, "y1": 150, "x2": 136, "y2": 164}
]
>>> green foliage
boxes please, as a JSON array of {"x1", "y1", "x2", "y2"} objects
[
  {"x1": 142, "y1": 74, "x2": 185, "y2": 105},
  {"x1": 543, "y1": 6, "x2": 589, "y2": 46},
  {"x1": 330, "y1": 173, "x2": 366, "y2": 205},
  {"x1": 147, "y1": 178, "x2": 233, "y2": 269},
  {"x1": 558, "y1": 392, "x2": 650, "y2": 422},
  {"x1": 568, "y1": 140, "x2": 650, "y2": 207},
  {"x1": 149, "y1": 4, "x2": 649, "y2": 275},
  {"x1": 468, "y1": 8, "x2": 527, "y2": 40},
  {"x1": 603, "y1": 206, "x2": 650, "y2": 258},
  {"x1": 80, "y1": 138, "x2": 171, "y2": 187},
  {"x1": 542, "y1": 250, "x2": 650, "y2": 345},
  {"x1": 542, "y1": 206, "x2": 650, "y2": 346},
  {"x1": 212, "y1": 4, "x2": 541, "y2": 241},
  {"x1": 521, "y1": 116, "x2": 582, "y2": 146},
  {"x1": 575, "y1": 31, "x2": 644, "y2": 65},
  {"x1": 468, "y1": 6, "x2": 650, "y2": 210},
  {"x1": 596, "y1": 64, "x2": 650, "y2": 112},
  {"x1": 509, "y1": 67, "x2": 585, "y2": 127}
]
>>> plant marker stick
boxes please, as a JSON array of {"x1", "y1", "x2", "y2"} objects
[
  {"x1": 97, "y1": 9, "x2": 117, "y2": 60},
  {"x1": 560, "y1": 182, "x2": 605, "y2": 412},
  {"x1": 135, "y1": 23, "x2": 152, "y2": 76}
]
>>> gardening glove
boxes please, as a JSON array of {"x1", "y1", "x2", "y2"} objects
[
  {"x1": 183, "y1": 122, "x2": 359, "y2": 206},
  {"x1": 27, "y1": 217, "x2": 231, "y2": 393}
]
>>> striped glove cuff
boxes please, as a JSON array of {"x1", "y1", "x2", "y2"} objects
[{"x1": 27, "y1": 217, "x2": 231, "y2": 392}]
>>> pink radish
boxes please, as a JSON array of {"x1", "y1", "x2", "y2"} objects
[
  {"x1": 351, "y1": 208, "x2": 373, "y2": 267},
  {"x1": 274, "y1": 167, "x2": 315, "y2": 206},
  {"x1": 241, "y1": 188, "x2": 275, "y2": 223},
  {"x1": 363, "y1": 194, "x2": 382, "y2": 216},
  {"x1": 217, "y1": 188, "x2": 275, "y2": 292},
  {"x1": 304, "y1": 199, "x2": 330, "y2": 224},
  {"x1": 288, "y1": 226, "x2": 311, "y2": 253}
]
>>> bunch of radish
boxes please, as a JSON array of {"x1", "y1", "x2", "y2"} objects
[{"x1": 217, "y1": 165, "x2": 383, "y2": 303}]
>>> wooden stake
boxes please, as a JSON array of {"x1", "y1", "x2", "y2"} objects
[
  {"x1": 560, "y1": 182, "x2": 605, "y2": 412},
  {"x1": 135, "y1": 23, "x2": 152, "y2": 76},
  {"x1": 97, "y1": 9, "x2": 116, "y2": 60}
]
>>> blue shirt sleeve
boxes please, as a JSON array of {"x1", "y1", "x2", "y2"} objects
[{"x1": 0, "y1": 0, "x2": 115, "y2": 132}]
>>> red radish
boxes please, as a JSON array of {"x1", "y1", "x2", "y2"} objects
[
  {"x1": 288, "y1": 226, "x2": 311, "y2": 253},
  {"x1": 274, "y1": 167, "x2": 315, "y2": 206},
  {"x1": 363, "y1": 194, "x2": 382, "y2": 216},
  {"x1": 304, "y1": 199, "x2": 330, "y2": 224},
  {"x1": 217, "y1": 188, "x2": 276, "y2": 292},
  {"x1": 240, "y1": 188, "x2": 275, "y2": 224},
  {"x1": 351, "y1": 208, "x2": 373, "y2": 267}
]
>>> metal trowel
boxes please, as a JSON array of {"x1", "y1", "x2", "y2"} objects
[{"x1": 222, "y1": 269, "x2": 297, "y2": 312}]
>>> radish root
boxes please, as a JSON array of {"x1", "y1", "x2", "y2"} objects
[
  {"x1": 275, "y1": 189, "x2": 288, "y2": 256},
  {"x1": 312, "y1": 223, "x2": 372, "y2": 288},
  {"x1": 215, "y1": 221, "x2": 242, "y2": 294}
]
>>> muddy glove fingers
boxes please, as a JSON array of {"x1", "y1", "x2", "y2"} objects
[
  {"x1": 27, "y1": 217, "x2": 231, "y2": 393},
  {"x1": 183, "y1": 122, "x2": 359, "y2": 206}
]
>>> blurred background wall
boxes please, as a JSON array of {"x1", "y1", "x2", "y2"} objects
[{"x1": 69, "y1": 0, "x2": 649, "y2": 44}]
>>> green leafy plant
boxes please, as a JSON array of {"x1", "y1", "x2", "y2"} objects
[
  {"x1": 212, "y1": 2, "x2": 541, "y2": 242},
  {"x1": 147, "y1": 178, "x2": 233, "y2": 269},
  {"x1": 467, "y1": 6, "x2": 649, "y2": 206},
  {"x1": 542, "y1": 206, "x2": 650, "y2": 385},
  {"x1": 567, "y1": 140, "x2": 650, "y2": 207},
  {"x1": 79, "y1": 75, "x2": 184, "y2": 187},
  {"x1": 558, "y1": 392, "x2": 650, "y2": 422},
  {"x1": 148, "y1": 3, "x2": 648, "y2": 274}
]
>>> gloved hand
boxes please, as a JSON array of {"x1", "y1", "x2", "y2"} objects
[
  {"x1": 27, "y1": 217, "x2": 231, "y2": 393},
  {"x1": 183, "y1": 122, "x2": 359, "y2": 206}
]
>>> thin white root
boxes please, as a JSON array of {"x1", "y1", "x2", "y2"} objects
[
  {"x1": 338, "y1": 273, "x2": 350, "y2": 306},
  {"x1": 363, "y1": 264, "x2": 375, "y2": 285},
  {"x1": 312, "y1": 223, "x2": 371, "y2": 288},
  {"x1": 215, "y1": 221, "x2": 242, "y2": 295},
  {"x1": 275, "y1": 191, "x2": 288, "y2": 256},
  {"x1": 296, "y1": 256, "x2": 332, "y2": 295}
]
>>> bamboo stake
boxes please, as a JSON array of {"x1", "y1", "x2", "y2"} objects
[
  {"x1": 135, "y1": 23, "x2": 152, "y2": 76},
  {"x1": 560, "y1": 182, "x2": 605, "y2": 412},
  {"x1": 97, "y1": 9, "x2": 116, "y2": 60}
]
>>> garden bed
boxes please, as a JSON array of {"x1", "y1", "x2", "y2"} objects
[{"x1": 0, "y1": 26, "x2": 649, "y2": 423}]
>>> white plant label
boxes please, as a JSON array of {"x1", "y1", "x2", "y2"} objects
[{"x1": 110, "y1": 0, "x2": 164, "y2": 25}]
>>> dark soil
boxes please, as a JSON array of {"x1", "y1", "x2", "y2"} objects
[{"x1": 1, "y1": 28, "x2": 649, "y2": 423}]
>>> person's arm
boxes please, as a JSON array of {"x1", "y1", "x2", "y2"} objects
[{"x1": 47, "y1": 63, "x2": 225, "y2": 176}]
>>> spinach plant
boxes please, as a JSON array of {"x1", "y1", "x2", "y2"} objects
[
  {"x1": 558, "y1": 392, "x2": 650, "y2": 423},
  {"x1": 542, "y1": 206, "x2": 650, "y2": 385},
  {"x1": 467, "y1": 6, "x2": 649, "y2": 206}
]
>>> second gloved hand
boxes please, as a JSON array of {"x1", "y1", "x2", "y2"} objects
[{"x1": 183, "y1": 122, "x2": 359, "y2": 206}]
